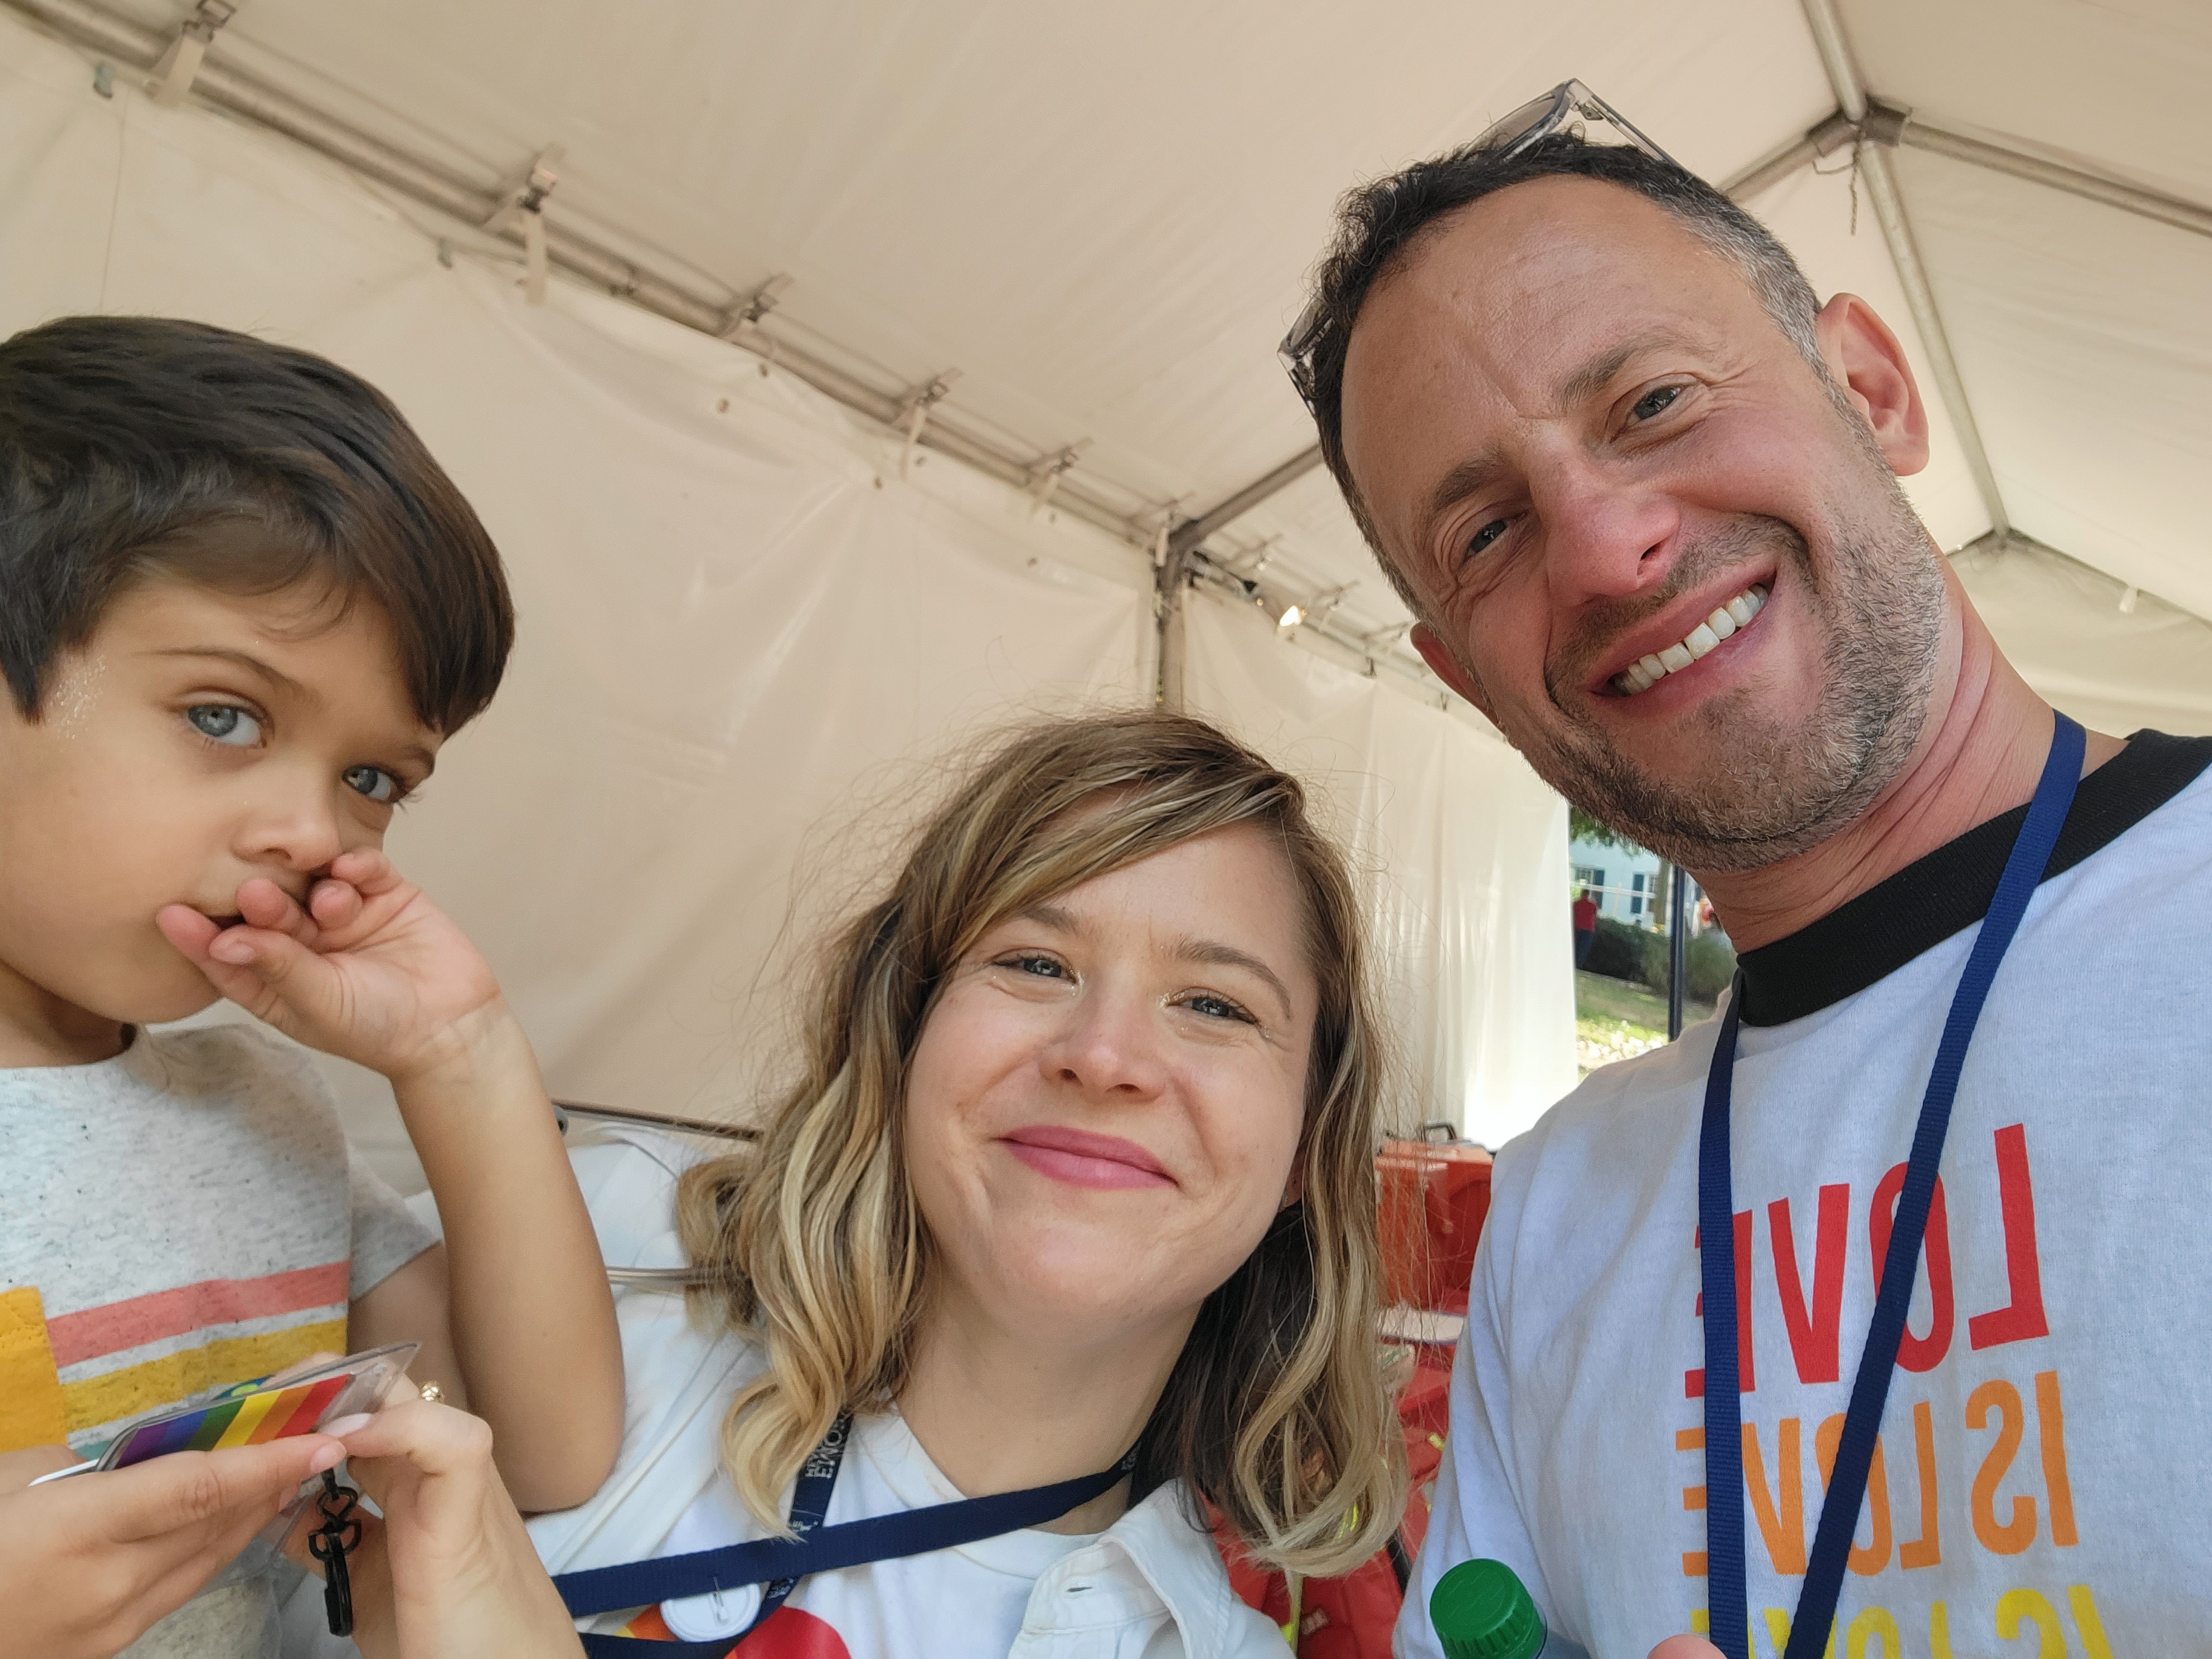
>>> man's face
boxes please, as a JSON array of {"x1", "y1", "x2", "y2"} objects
[
  {"x1": 1339, "y1": 176, "x2": 1944, "y2": 871},
  {"x1": 0, "y1": 577, "x2": 443, "y2": 1041}
]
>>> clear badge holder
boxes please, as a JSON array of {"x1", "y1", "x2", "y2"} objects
[{"x1": 36, "y1": 1342, "x2": 419, "y2": 1595}]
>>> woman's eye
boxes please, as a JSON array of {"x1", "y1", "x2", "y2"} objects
[
  {"x1": 1629, "y1": 384, "x2": 1683, "y2": 423},
  {"x1": 186, "y1": 705, "x2": 263, "y2": 747},
  {"x1": 343, "y1": 765, "x2": 400, "y2": 803},
  {"x1": 1184, "y1": 992, "x2": 1256, "y2": 1025},
  {"x1": 1000, "y1": 953, "x2": 1068, "y2": 980}
]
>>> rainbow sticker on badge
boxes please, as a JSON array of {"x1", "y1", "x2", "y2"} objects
[{"x1": 95, "y1": 1342, "x2": 418, "y2": 1472}]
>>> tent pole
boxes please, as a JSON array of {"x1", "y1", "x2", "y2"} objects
[
  {"x1": 1899, "y1": 121, "x2": 2212, "y2": 242},
  {"x1": 1155, "y1": 562, "x2": 1188, "y2": 711},
  {"x1": 1795, "y1": 0, "x2": 2011, "y2": 540},
  {"x1": 1165, "y1": 446, "x2": 1326, "y2": 560},
  {"x1": 1666, "y1": 865, "x2": 1687, "y2": 1041}
]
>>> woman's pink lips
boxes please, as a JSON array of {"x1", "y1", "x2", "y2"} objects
[{"x1": 1000, "y1": 1126, "x2": 1173, "y2": 1190}]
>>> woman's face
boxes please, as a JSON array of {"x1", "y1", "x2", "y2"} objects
[{"x1": 903, "y1": 822, "x2": 1319, "y2": 1350}]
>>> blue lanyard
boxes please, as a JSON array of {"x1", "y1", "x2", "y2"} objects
[
  {"x1": 556, "y1": 1414, "x2": 1136, "y2": 1656},
  {"x1": 1698, "y1": 713, "x2": 2083, "y2": 1659}
]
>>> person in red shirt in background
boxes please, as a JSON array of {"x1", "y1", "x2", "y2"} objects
[{"x1": 1570, "y1": 887, "x2": 1598, "y2": 967}]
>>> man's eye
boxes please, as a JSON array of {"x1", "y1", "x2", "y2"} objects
[
  {"x1": 186, "y1": 705, "x2": 263, "y2": 747},
  {"x1": 1464, "y1": 518, "x2": 1511, "y2": 561},
  {"x1": 1630, "y1": 384, "x2": 1683, "y2": 422},
  {"x1": 343, "y1": 765, "x2": 400, "y2": 803}
]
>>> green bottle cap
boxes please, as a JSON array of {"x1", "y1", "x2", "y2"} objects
[{"x1": 1429, "y1": 1558, "x2": 1547, "y2": 1659}]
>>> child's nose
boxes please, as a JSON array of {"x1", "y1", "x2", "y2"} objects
[{"x1": 235, "y1": 779, "x2": 346, "y2": 874}]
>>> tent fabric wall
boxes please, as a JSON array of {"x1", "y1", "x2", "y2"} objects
[
  {"x1": 0, "y1": 17, "x2": 1578, "y2": 1187},
  {"x1": 0, "y1": 27, "x2": 1155, "y2": 1182},
  {"x1": 1181, "y1": 593, "x2": 1578, "y2": 1150}
]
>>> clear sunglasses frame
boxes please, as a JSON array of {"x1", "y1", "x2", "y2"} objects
[{"x1": 1279, "y1": 79, "x2": 1680, "y2": 415}]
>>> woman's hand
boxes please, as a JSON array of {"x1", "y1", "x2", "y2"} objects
[
  {"x1": 0, "y1": 1435, "x2": 344, "y2": 1659},
  {"x1": 1649, "y1": 1639, "x2": 1725, "y2": 1659},
  {"x1": 323, "y1": 1386, "x2": 583, "y2": 1659}
]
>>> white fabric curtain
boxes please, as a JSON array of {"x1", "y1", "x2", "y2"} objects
[
  {"x1": 2, "y1": 16, "x2": 1577, "y2": 1185},
  {"x1": 1, "y1": 27, "x2": 1154, "y2": 1182},
  {"x1": 1182, "y1": 592, "x2": 1578, "y2": 1149}
]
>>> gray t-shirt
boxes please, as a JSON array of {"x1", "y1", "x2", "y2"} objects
[{"x1": 0, "y1": 1024, "x2": 435, "y2": 1657}]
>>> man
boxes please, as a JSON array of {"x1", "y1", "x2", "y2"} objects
[
  {"x1": 1571, "y1": 886, "x2": 1598, "y2": 967},
  {"x1": 1286, "y1": 111, "x2": 2212, "y2": 1657}
]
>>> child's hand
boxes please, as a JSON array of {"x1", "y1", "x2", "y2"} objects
[
  {"x1": 0, "y1": 1435, "x2": 344, "y2": 1659},
  {"x1": 156, "y1": 850, "x2": 508, "y2": 1086}
]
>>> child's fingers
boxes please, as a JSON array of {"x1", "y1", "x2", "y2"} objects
[
  {"x1": 236, "y1": 877, "x2": 322, "y2": 946},
  {"x1": 153, "y1": 904, "x2": 221, "y2": 962},
  {"x1": 328, "y1": 847, "x2": 404, "y2": 897},
  {"x1": 203, "y1": 925, "x2": 325, "y2": 986},
  {"x1": 309, "y1": 878, "x2": 365, "y2": 933}
]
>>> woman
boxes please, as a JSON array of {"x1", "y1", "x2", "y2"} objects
[{"x1": 331, "y1": 711, "x2": 1406, "y2": 1658}]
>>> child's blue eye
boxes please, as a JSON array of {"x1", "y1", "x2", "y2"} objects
[
  {"x1": 343, "y1": 765, "x2": 400, "y2": 803},
  {"x1": 186, "y1": 705, "x2": 262, "y2": 746}
]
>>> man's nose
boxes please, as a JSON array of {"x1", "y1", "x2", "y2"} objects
[
  {"x1": 1041, "y1": 985, "x2": 1169, "y2": 1104},
  {"x1": 1532, "y1": 453, "x2": 1681, "y2": 607}
]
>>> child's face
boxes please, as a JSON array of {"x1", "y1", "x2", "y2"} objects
[{"x1": 0, "y1": 576, "x2": 444, "y2": 1036}]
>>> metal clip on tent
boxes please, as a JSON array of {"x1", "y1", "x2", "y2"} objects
[
  {"x1": 1026, "y1": 440, "x2": 1091, "y2": 514},
  {"x1": 484, "y1": 145, "x2": 564, "y2": 306},
  {"x1": 719, "y1": 273, "x2": 792, "y2": 342},
  {"x1": 895, "y1": 370, "x2": 960, "y2": 477},
  {"x1": 149, "y1": 0, "x2": 240, "y2": 107}
]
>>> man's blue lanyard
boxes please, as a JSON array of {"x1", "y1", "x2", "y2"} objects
[
  {"x1": 1698, "y1": 713, "x2": 2084, "y2": 1659},
  {"x1": 554, "y1": 1413, "x2": 1137, "y2": 1657}
]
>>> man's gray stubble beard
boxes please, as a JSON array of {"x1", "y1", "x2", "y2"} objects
[{"x1": 1521, "y1": 485, "x2": 1946, "y2": 876}]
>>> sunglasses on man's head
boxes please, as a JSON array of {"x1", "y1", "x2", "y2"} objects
[{"x1": 1279, "y1": 79, "x2": 1680, "y2": 417}]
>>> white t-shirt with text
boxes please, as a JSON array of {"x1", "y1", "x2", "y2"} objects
[{"x1": 1399, "y1": 732, "x2": 2212, "y2": 1659}]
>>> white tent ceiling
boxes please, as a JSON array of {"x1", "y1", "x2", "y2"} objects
[{"x1": 8, "y1": 0, "x2": 2210, "y2": 706}]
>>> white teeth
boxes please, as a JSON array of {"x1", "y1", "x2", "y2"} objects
[{"x1": 1610, "y1": 584, "x2": 1769, "y2": 696}]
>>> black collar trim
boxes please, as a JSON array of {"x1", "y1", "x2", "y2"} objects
[{"x1": 1736, "y1": 730, "x2": 2212, "y2": 1027}]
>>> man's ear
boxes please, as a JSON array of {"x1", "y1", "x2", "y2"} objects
[
  {"x1": 1812, "y1": 293, "x2": 1930, "y2": 477},
  {"x1": 1411, "y1": 623, "x2": 1496, "y2": 721}
]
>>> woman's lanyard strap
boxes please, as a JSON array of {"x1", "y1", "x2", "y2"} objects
[
  {"x1": 556, "y1": 1413, "x2": 1138, "y2": 1652},
  {"x1": 1699, "y1": 712, "x2": 2085, "y2": 1659}
]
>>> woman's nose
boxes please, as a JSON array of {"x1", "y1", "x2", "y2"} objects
[{"x1": 1041, "y1": 987, "x2": 1169, "y2": 1103}]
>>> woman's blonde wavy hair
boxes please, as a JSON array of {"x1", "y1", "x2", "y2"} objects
[{"x1": 675, "y1": 709, "x2": 1406, "y2": 1575}]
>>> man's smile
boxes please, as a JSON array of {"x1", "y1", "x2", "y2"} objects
[{"x1": 1608, "y1": 583, "x2": 1769, "y2": 698}]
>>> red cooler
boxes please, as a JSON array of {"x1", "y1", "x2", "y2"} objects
[{"x1": 1376, "y1": 1129, "x2": 1492, "y2": 1315}]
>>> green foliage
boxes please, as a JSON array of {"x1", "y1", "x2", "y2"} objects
[
  {"x1": 1683, "y1": 930, "x2": 1737, "y2": 1004},
  {"x1": 1584, "y1": 916, "x2": 1737, "y2": 1005},
  {"x1": 1584, "y1": 916, "x2": 1660, "y2": 984},
  {"x1": 1568, "y1": 806, "x2": 1638, "y2": 852}
]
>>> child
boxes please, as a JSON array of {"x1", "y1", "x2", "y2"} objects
[{"x1": 0, "y1": 316, "x2": 622, "y2": 1655}]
